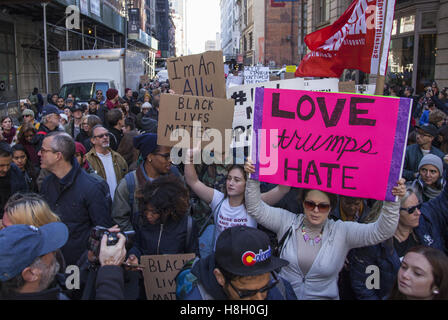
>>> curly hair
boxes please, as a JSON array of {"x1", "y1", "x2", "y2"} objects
[{"x1": 137, "y1": 175, "x2": 190, "y2": 224}]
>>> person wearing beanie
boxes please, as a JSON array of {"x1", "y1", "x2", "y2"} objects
[
  {"x1": 407, "y1": 154, "x2": 446, "y2": 202},
  {"x1": 403, "y1": 123, "x2": 446, "y2": 182},
  {"x1": 111, "y1": 133, "x2": 183, "y2": 232},
  {"x1": 175, "y1": 226, "x2": 297, "y2": 300},
  {"x1": 105, "y1": 88, "x2": 119, "y2": 110}
]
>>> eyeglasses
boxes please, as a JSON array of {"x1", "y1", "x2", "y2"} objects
[
  {"x1": 23, "y1": 115, "x2": 33, "y2": 118},
  {"x1": 154, "y1": 153, "x2": 171, "y2": 160},
  {"x1": 40, "y1": 147, "x2": 57, "y2": 154},
  {"x1": 303, "y1": 200, "x2": 331, "y2": 213},
  {"x1": 225, "y1": 272, "x2": 279, "y2": 299},
  {"x1": 94, "y1": 133, "x2": 109, "y2": 139},
  {"x1": 400, "y1": 203, "x2": 422, "y2": 214}
]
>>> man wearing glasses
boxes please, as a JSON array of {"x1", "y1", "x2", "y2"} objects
[
  {"x1": 35, "y1": 105, "x2": 62, "y2": 150},
  {"x1": 85, "y1": 125, "x2": 128, "y2": 200},
  {"x1": 39, "y1": 132, "x2": 113, "y2": 266},
  {"x1": 403, "y1": 123, "x2": 446, "y2": 182},
  {"x1": 176, "y1": 226, "x2": 297, "y2": 300}
]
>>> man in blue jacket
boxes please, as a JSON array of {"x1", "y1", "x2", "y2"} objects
[
  {"x1": 39, "y1": 132, "x2": 114, "y2": 266},
  {"x1": 176, "y1": 226, "x2": 297, "y2": 300}
]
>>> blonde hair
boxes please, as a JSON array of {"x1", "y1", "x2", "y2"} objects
[{"x1": 4, "y1": 193, "x2": 60, "y2": 227}]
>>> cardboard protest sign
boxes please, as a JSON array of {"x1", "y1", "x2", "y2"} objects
[
  {"x1": 140, "y1": 75, "x2": 149, "y2": 84},
  {"x1": 244, "y1": 66, "x2": 270, "y2": 84},
  {"x1": 167, "y1": 51, "x2": 226, "y2": 98},
  {"x1": 157, "y1": 93, "x2": 235, "y2": 152},
  {"x1": 338, "y1": 81, "x2": 356, "y2": 93},
  {"x1": 141, "y1": 253, "x2": 196, "y2": 300},
  {"x1": 226, "y1": 73, "x2": 244, "y2": 88},
  {"x1": 227, "y1": 78, "x2": 339, "y2": 148},
  {"x1": 251, "y1": 88, "x2": 412, "y2": 201}
]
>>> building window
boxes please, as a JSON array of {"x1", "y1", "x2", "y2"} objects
[
  {"x1": 388, "y1": 36, "x2": 414, "y2": 87},
  {"x1": 249, "y1": 32, "x2": 253, "y2": 51},
  {"x1": 243, "y1": 36, "x2": 247, "y2": 52},
  {"x1": 421, "y1": 12, "x2": 437, "y2": 29},
  {"x1": 399, "y1": 15, "x2": 415, "y2": 33},
  {"x1": 417, "y1": 34, "x2": 436, "y2": 92},
  {"x1": 319, "y1": 0, "x2": 330, "y2": 23}
]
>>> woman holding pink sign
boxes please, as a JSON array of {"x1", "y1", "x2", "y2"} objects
[{"x1": 244, "y1": 161, "x2": 406, "y2": 300}]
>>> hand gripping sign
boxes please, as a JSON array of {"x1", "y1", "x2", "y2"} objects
[{"x1": 250, "y1": 88, "x2": 412, "y2": 201}]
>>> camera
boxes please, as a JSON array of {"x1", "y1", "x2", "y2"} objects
[{"x1": 88, "y1": 226, "x2": 135, "y2": 260}]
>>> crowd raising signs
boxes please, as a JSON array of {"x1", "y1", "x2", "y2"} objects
[
  {"x1": 167, "y1": 51, "x2": 226, "y2": 99},
  {"x1": 251, "y1": 88, "x2": 412, "y2": 201}
]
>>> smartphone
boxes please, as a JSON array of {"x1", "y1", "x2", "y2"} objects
[{"x1": 20, "y1": 99, "x2": 27, "y2": 104}]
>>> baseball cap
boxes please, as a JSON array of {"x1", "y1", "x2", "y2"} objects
[
  {"x1": 0, "y1": 222, "x2": 68, "y2": 281},
  {"x1": 415, "y1": 123, "x2": 438, "y2": 137},
  {"x1": 70, "y1": 103, "x2": 84, "y2": 113},
  {"x1": 22, "y1": 109, "x2": 35, "y2": 118},
  {"x1": 41, "y1": 105, "x2": 61, "y2": 117},
  {"x1": 215, "y1": 226, "x2": 289, "y2": 276}
]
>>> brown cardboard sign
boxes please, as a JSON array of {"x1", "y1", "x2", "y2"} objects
[
  {"x1": 157, "y1": 93, "x2": 235, "y2": 151},
  {"x1": 140, "y1": 75, "x2": 149, "y2": 84},
  {"x1": 141, "y1": 253, "x2": 196, "y2": 300},
  {"x1": 167, "y1": 51, "x2": 226, "y2": 98},
  {"x1": 338, "y1": 81, "x2": 356, "y2": 93}
]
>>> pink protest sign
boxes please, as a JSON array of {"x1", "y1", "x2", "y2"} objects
[{"x1": 251, "y1": 88, "x2": 412, "y2": 201}]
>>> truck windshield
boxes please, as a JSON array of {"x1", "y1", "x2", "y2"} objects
[{"x1": 59, "y1": 82, "x2": 109, "y2": 101}]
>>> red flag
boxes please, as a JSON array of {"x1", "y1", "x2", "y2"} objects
[{"x1": 296, "y1": 0, "x2": 396, "y2": 78}]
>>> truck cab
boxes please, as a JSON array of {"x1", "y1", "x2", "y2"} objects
[{"x1": 58, "y1": 80, "x2": 115, "y2": 105}]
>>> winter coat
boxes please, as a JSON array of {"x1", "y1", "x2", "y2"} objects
[
  {"x1": 34, "y1": 123, "x2": 59, "y2": 150},
  {"x1": 0, "y1": 163, "x2": 28, "y2": 218},
  {"x1": 348, "y1": 239, "x2": 401, "y2": 300},
  {"x1": 245, "y1": 179, "x2": 400, "y2": 300},
  {"x1": 128, "y1": 214, "x2": 199, "y2": 259},
  {"x1": 177, "y1": 254, "x2": 298, "y2": 300},
  {"x1": 403, "y1": 144, "x2": 445, "y2": 181},
  {"x1": 108, "y1": 127, "x2": 123, "y2": 151},
  {"x1": 85, "y1": 147, "x2": 128, "y2": 183},
  {"x1": 40, "y1": 158, "x2": 114, "y2": 265}
]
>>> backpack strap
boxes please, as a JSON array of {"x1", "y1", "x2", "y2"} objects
[
  {"x1": 276, "y1": 226, "x2": 293, "y2": 257},
  {"x1": 125, "y1": 172, "x2": 137, "y2": 228},
  {"x1": 198, "y1": 196, "x2": 225, "y2": 236},
  {"x1": 185, "y1": 214, "x2": 193, "y2": 252}
]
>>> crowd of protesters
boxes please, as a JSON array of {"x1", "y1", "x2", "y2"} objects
[{"x1": 0, "y1": 78, "x2": 447, "y2": 301}]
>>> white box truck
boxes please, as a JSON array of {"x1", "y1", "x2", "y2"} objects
[{"x1": 58, "y1": 48, "x2": 145, "y2": 104}]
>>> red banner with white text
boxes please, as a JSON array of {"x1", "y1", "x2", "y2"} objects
[{"x1": 295, "y1": 0, "x2": 396, "y2": 78}]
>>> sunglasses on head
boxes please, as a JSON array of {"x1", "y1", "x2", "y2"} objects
[
  {"x1": 303, "y1": 200, "x2": 331, "y2": 212},
  {"x1": 400, "y1": 203, "x2": 422, "y2": 214},
  {"x1": 225, "y1": 272, "x2": 278, "y2": 299}
]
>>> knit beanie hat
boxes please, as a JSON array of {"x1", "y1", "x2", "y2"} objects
[
  {"x1": 418, "y1": 154, "x2": 443, "y2": 176},
  {"x1": 133, "y1": 133, "x2": 158, "y2": 159},
  {"x1": 106, "y1": 88, "x2": 118, "y2": 100}
]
